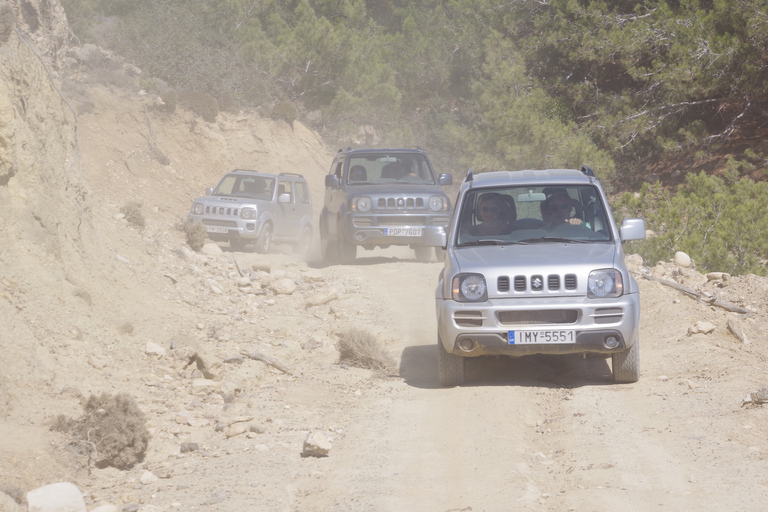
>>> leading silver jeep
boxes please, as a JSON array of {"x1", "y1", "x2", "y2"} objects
[{"x1": 425, "y1": 166, "x2": 646, "y2": 386}]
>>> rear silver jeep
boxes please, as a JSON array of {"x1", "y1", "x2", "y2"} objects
[{"x1": 426, "y1": 166, "x2": 646, "y2": 386}]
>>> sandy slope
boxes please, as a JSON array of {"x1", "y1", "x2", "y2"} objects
[{"x1": 2, "y1": 50, "x2": 768, "y2": 512}]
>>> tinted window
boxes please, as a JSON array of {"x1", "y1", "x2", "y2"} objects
[{"x1": 456, "y1": 185, "x2": 612, "y2": 245}]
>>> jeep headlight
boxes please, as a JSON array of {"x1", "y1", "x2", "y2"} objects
[
  {"x1": 352, "y1": 197, "x2": 372, "y2": 213},
  {"x1": 190, "y1": 203, "x2": 204, "y2": 215},
  {"x1": 429, "y1": 195, "x2": 448, "y2": 212},
  {"x1": 452, "y1": 274, "x2": 487, "y2": 302},
  {"x1": 240, "y1": 207, "x2": 257, "y2": 220},
  {"x1": 587, "y1": 269, "x2": 623, "y2": 298}
]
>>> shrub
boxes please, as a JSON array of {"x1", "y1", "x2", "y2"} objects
[
  {"x1": 336, "y1": 327, "x2": 396, "y2": 373},
  {"x1": 179, "y1": 90, "x2": 218, "y2": 123},
  {"x1": 183, "y1": 221, "x2": 207, "y2": 252},
  {"x1": 52, "y1": 393, "x2": 150, "y2": 469},
  {"x1": 270, "y1": 101, "x2": 298, "y2": 124},
  {"x1": 614, "y1": 172, "x2": 768, "y2": 276},
  {"x1": 120, "y1": 201, "x2": 145, "y2": 229},
  {"x1": 158, "y1": 89, "x2": 177, "y2": 113}
]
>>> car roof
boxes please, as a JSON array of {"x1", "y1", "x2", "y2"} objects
[
  {"x1": 467, "y1": 169, "x2": 596, "y2": 188},
  {"x1": 337, "y1": 147, "x2": 429, "y2": 157},
  {"x1": 226, "y1": 169, "x2": 305, "y2": 180}
]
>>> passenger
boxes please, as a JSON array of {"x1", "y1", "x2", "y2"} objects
[
  {"x1": 242, "y1": 180, "x2": 263, "y2": 197},
  {"x1": 541, "y1": 190, "x2": 582, "y2": 227},
  {"x1": 466, "y1": 192, "x2": 515, "y2": 236},
  {"x1": 349, "y1": 165, "x2": 367, "y2": 182}
]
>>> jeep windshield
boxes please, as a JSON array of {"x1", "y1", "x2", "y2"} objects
[
  {"x1": 213, "y1": 174, "x2": 275, "y2": 200},
  {"x1": 346, "y1": 153, "x2": 436, "y2": 185},
  {"x1": 455, "y1": 185, "x2": 614, "y2": 246}
]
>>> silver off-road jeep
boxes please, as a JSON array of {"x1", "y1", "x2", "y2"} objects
[
  {"x1": 320, "y1": 147, "x2": 453, "y2": 263},
  {"x1": 187, "y1": 170, "x2": 313, "y2": 254},
  {"x1": 425, "y1": 166, "x2": 646, "y2": 386}
]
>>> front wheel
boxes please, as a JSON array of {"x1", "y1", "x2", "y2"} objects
[
  {"x1": 337, "y1": 230, "x2": 357, "y2": 264},
  {"x1": 293, "y1": 226, "x2": 312, "y2": 256},
  {"x1": 612, "y1": 336, "x2": 640, "y2": 383},
  {"x1": 255, "y1": 224, "x2": 272, "y2": 254},
  {"x1": 437, "y1": 336, "x2": 465, "y2": 387}
]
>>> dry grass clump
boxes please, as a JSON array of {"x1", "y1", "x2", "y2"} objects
[
  {"x1": 336, "y1": 327, "x2": 396, "y2": 374},
  {"x1": 120, "y1": 201, "x2": 145, "y2": 229},
  {"x1": 183, "y1": 221, "x2": 207, "y2": 251},
  {"x1": 52, "y1": 393, "x2": 150, "y2": 470}
]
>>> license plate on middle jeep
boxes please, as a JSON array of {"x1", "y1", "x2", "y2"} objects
[
  {"x1": 206, "y1": 226, "x2": 229, "y2": 233},
  {"x1": 384, "y1": 227, "x2": 423, "y2": 236},
  {"x1": 508, "y1": 330, "x2": 576, "y2": 344}
]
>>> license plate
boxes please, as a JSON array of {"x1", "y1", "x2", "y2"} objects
[
  {"x1": 206, "y1": 226, "x2": 229, "y2": 233},
  {"x1": 508, "y1": 330, "x2": 576, "y2": 344},
  {"x1": 384, "y1": 227, "x2": 423, "y2": 236}
]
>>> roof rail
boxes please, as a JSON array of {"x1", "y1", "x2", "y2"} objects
[
  {"x1": 279, "y1": 172, "x2": 304, "y2": 178},
  {"x1": 465, "y1": 168, "x2": 474, "y2": 182},
  {"x1": 580, "y1": 164, "x2": 595, "y2": 177}
]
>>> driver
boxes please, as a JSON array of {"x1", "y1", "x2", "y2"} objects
[{"x1": 541, "y1": 190, "x2": 582, "y2": 227}]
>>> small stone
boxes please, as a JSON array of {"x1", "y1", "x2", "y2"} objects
[
  {"x1": 673, "y1": 251, "x2": 692, "y2": 268},
  {"x1": 180, "y1": 442, "x2": 199, "y2": 453},
  {"x1": 302, "y1": 431, "x2": 331, "y2": 457},
  {"x1": 225, "y1": 425, "x2": 247, "y2": 438},
  {"x1": 145, "y1": 341, "x2": 167, "y2": 357},
  {"x1": 139, "y1": 471, "x2": 158, "y2": 485}
]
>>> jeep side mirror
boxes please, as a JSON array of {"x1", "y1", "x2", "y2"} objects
[
  {"x1": 423, "y1": 226, "x2": 448, "y2": 248},
  {"x1": 205, "y1": 187, "x2": 214, "y2": 196},
  {"x1": 278, "y1": 193, "x2": 291, "y2": 203},
  {"x1": 438, "y1": 173, "x2": 453, "y2": 186},
  {"x1": 325, "y1": 175, "x2": 340, "y2": 188},
  {"x1": 619, "y1": 218, "x2": 646, "y2": 241}
]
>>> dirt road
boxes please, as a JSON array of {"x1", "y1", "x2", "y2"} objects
[{"x1": 273, "y1": 252, "x2": 766, "y2": 512}]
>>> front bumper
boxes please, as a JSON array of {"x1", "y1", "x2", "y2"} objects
[
  {"x1": 187, "y1": 214, "x2": 263, "y2": 241},
  {"x1": 341, "y1": 212, "x2": 451, "y2": 246},
  {"x1": 436, "y1": 293, "x2": 640, "y2": 357}
]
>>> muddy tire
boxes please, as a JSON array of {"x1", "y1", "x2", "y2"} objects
[
  {"x1": 612, "y1": 336, "x2": 640, "y2": 383},
  {"x1": 437, "y1": 336, "x2": 465, "y2": 387},
  {"x1": 255, "y1": 224, "x2": 272, "y2": 254},
  {"x1": 293, "y1": 226, "x2": 312, "y2": 256},
  {"x1": 338, "y1": 232, "x2": 357, "y2": 264}
]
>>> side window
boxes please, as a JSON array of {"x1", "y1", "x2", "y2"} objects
[
  {"x1": 278, "y1": 180, "x2": 293, "y2": 200},
  {"x1": 295, "y1": 182, "x2": 311, "y2": 204}
]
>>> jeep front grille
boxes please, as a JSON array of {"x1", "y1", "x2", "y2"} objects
[
  {"x1": 593, "y1": 307, "x2": 624, "y2": 324},
  {"x1": 202, "y1": 205, "x2": 240, "y2": 217},
  {"x1": 377, "y1": 197, "x2": 425, "y2": 209},
  {"x1": 504, "y1": 274, "x2": 578, "y2": 293},
  {"x1": 454, "y1": 311, "x2": 483, "y2": 327},
  {"x1": 497, "y1": 310, "x2": 578, "y2": 326}
]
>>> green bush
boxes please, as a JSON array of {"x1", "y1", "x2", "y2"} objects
[
  {"x1": 159, "y1": 89, "x2": 177, "y2": 113},
  {"x1": 270, "y1": 102, "x2": 298, "y2": 124},
  {"x1": 179, "y1": 90, "x2": 218, "y2": 123},
  {"x1": 614, "y1": 172, "x2": 768, "y2": 276}
]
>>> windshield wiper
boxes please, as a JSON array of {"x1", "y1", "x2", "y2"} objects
[
  {"x1": 459, "y1": 239, "x2": 507, "y2": 247},
  {"x1": 516, "y1": 237, "x2": 588, "y2": 244}
]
